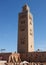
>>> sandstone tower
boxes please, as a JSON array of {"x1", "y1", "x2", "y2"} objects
[{"x1": 18, "y1": 4, "x2": 34, "y2": 53}]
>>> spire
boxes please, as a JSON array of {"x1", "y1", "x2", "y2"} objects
[{"x1": 22, "y1": 4, "x2": 30, "y2": 12}]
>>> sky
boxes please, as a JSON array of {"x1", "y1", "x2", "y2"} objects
[{"x1": 0, "y1": 0, "x2": 46, "y2": 52}]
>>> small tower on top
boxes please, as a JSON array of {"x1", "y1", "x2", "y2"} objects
[{"x1": 22, "y1": 4, "x2": 30, "y2": 12}]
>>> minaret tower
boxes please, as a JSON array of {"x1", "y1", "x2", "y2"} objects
[{"x1": 18, "y1": 4, "x2": 34, "y2": 53}]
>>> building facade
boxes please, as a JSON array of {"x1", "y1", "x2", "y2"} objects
[{"x1": 18, "y1": 4, "x2": 34, "y2": 53}]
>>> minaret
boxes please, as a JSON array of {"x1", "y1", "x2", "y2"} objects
[{"x1": 17, "y1": 4, "x2": 34, "y2": 53}]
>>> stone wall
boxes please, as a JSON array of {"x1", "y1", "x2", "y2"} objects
[
  {"x1": 20, "y1": 52, "x2": 46, "y2": 62},
  {"x1": 0, "y1": 53, "x2": 11, "y2": 62},
  {"x1": 0, "y1": 52, "x2": 46, "y2": 62}
]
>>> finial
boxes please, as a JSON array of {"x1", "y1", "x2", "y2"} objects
[{"x1": 22, "y1": 4, "x2": 30, "y2": 12}]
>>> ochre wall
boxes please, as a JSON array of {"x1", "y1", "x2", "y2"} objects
[
  {"x1": 20, "y1": 52, "x2": 46, "y2": 62},
  {"x1": 0, "y1": 52, "x2": 46, "y2": 62},
  {"x1": 0, "y1": 53, "x2": 11, "y2": 62}
]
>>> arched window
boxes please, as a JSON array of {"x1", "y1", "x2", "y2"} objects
[
  {"x1": 13, "y1": 57, "x2": 16, "y2": 62},
  {"x1": 10, "y1": 56, "x2": 13, "y2": 62}
]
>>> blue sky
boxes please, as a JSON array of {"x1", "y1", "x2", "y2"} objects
[{"x1": 0, "y1": 0, "x2": 46, "y2": 52}]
